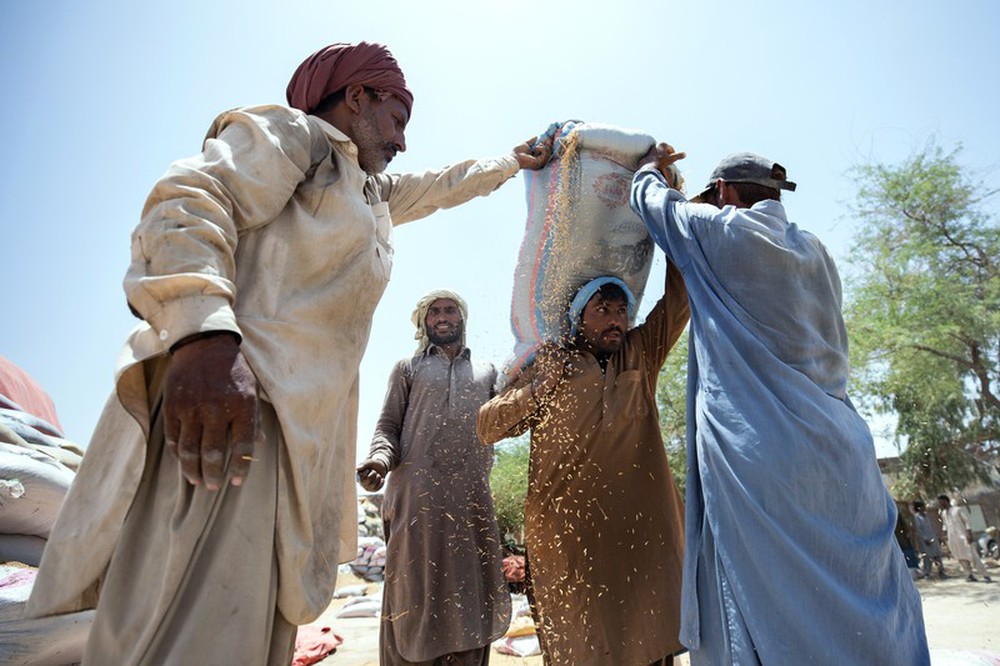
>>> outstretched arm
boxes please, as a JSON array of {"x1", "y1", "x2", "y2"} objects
[{"x1": 373, "y1": 132, "x2": 555, "y2": 226}]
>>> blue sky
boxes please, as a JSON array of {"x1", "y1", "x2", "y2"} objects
[{"x1": 3, "y1": 0, "x2": 998, "y2": 460}]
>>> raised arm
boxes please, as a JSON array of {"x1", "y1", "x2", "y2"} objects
[
  {"x1": 631, "y1": 260, "x2": 691, "y2": 374},
  {"x1": 476, "y1": 343, "x2": 566, "y2": 445}
]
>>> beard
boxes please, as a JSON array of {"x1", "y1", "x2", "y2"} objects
[
  {"x1": 351, "y1": 107, "x2": 394, "y2": 174},
  {"x1": 428, "y1": 321, "x2": 463, "y2": 346}
]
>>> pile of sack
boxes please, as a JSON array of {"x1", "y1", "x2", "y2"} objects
[
  {"x1": 492, "y1": 593, "x2": 541, "y2": 657},
  {"x1": 350, "y1": 535, "x2": 386, "y2": 582},
  {"x1": 1, "y1": 355, "x2": 91, "y2": 665},
  {"x1": 356, "y1": 495, "x2": 383, "y2": 539}
]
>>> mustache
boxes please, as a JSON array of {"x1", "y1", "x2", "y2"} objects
[{"x1": 602, "y1": 327, "x2": 624, "y2": 336}]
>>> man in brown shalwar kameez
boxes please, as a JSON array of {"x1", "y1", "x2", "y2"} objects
[
  {"x1": 478, "y1": 263, "x2": 690, "y2": 666},
  {"x1": 26, "y1": 43, "x2": 551, "y2": 665},
  {"x1": 357, "y1": 290, "x2": 510, "y2": 665}
]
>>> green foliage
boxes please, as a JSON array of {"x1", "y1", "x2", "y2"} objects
[
  {"x1": 845, "y1": 139, "x2": 1000, "y2": 496},
  {"x1": 657, "y1": 331, "x2": 690, "y2": 494},
  {"x1": 489, "y1": 436, "x2": 530, "y2": 541}
]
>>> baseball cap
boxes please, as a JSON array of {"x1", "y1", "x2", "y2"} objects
[{"x1": 691, "y1": 152, "x2": 797, "y2": 203}]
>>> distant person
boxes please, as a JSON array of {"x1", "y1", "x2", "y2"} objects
[
  {"x1": 895, "y1": 511, "x2": 921, "y2": 576},
  {"x1": 478, "y1": 264, "x2": 690, "y2": 665},
  {"x1": 357, "y1": 290, "x2": 510, "y2": 665},
  {"x1": 938, "y1": 495, "x2": 992, "y2": 583},
  {"x1": 26, "y1": 41, "x2": 552, "y2": 665},
  {"x1": 630, "y1": 145, "x2": 930, "y2": 664},
  {"x1": 911, "y1": 500, "x2": 947, "y2": 579}
]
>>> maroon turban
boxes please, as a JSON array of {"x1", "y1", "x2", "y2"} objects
[{"x1": 286, "y1": 41, "x2": 413, "y2": 116}]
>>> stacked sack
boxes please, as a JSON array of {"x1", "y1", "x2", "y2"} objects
[
  {"x1": 502, "y1": 120, "x2": 678, "y2": 385},
  {"x1": 356, "y1": 496, "x2": 383, "y2": 539},
  {"x1": 350, "y1": 535, "x2": 386, "y2": 582}
]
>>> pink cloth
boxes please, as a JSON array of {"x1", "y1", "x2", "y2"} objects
[
  {"x1": 0, "y1": 355, "x2": 63, "y2": 433},
  {"x1": 286, "y1": 41, "x2": 413, "y2": 115},
  {"x1": 292, "y1": 622, "x2": 344, "y2": 666}
]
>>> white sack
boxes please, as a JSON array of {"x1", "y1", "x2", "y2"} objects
[{"x1": 504, "y1": 120, "x2": 676, "y2": 385}]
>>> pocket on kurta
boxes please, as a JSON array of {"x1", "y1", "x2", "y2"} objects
[
  {"x1": 372, "y1": 202, "x2": 393, "y2": 280},
  {"x1": 613, "y1": 369, "x2": 649, "y2": 418}
]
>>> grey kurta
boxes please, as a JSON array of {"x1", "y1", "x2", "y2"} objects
[
  {"x1": 477, "y1": 266, "x2": 690, "y2": 666},
  {"x1": 368, "y1": 346, "x2": 510, "y2": 663},
  {"x1": 27, "y1": 104, "x2": 521, "y2": 633}
]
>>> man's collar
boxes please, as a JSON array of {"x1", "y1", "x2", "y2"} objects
[
  {"x1": 310, "y1": 114, "x2": 352, "y2": 144},
  {"x1": 752, "y1": 199, "x2": 787, "y2": 219},
  {"x1": 424, "y1": 344, "x2": 471, "y2": 360}
]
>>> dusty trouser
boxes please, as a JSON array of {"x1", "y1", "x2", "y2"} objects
[{"x1": 82, "y1": 397, "x2": 296, "y2": 665}]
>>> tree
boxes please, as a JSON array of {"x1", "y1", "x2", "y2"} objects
[
  {"x1": 657, "y1": 331, "x2": 689, "y2": 493},
  {"x1": 490, "y1": 435, "x2": 530, "y2": 542},
  {"x1": 845, "y1": 140, "x2": 1000, "y2": 497}
]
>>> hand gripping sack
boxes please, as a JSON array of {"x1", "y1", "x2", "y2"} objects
[{"x1": 502, "y1": 120, "x2": 674, "y2": 386}]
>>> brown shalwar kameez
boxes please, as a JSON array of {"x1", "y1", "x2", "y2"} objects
[
  {"x1": 478, "y1": 266, "x2": 690, "y2": 666},
  {"x1": 367, "y1": 346, "x2": 510, "y2": 664}
]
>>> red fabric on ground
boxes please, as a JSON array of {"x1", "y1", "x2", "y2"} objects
[{"x1": 292, "y1": 623, "x2": 344, "y2": 666}]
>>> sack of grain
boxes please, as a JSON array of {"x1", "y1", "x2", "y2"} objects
[{"x1": 503, "y1": 120, "x2": 674, "y2": 385}]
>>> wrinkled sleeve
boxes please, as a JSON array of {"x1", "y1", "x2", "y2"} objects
[
  {"x1": 477, "y1": 366, "x2": 538, "y2": 445},
  {"x1": 124, "y1": 107, "x2": 315, "y2": 349},
  {"x1": 374, "y1": 154, "x2": 520, "y2": 226},
  {"x1": 367, "y1": 360, "x2": 411, "y2": 471},
  {"x1": 633, "y1": 260, "x2": 691, "y2": 376}
]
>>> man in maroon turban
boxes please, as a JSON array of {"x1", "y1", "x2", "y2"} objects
[
  {"x1": 27, "y1": 41, "x2": 552, "y2": 665},
  {"x1": 286, "y1": 41, "x2": 414, "y2": 117}
]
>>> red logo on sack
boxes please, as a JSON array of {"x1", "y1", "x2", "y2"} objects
[{"x1": 593, "y1": 172, "x2": 629, "y2": 209}]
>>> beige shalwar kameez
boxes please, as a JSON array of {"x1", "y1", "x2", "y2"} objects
[
  {"x1": 942, "y1": 504, "x2": 991, "y2": 579},
  {"x1": 26, "y1": 105, "x2": 520, "y2": 664},
  {"x1": 478, "y1": 267, "x2": 690, "y2": 666}
]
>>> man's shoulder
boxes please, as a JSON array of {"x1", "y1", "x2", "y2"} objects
[{"x1": 204, "y1": 105, "x2": 327, "y2": 145}]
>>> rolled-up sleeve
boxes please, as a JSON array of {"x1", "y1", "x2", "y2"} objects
[
  {"x1": 378, "y1": 154, "x2": 520, "y2": 226},
  {"x1": 124, "y1": 107, "x2": 314, "y2": 349},
  {"x1": 476, "y1": 383, "x2": 537, "y2": 446}
]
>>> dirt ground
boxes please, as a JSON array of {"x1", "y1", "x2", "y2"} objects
[{"x1": 314, "y1": 558, "x2": 999, "y2": 666}]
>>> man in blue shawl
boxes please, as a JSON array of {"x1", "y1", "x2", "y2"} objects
[{"x1": 629, "y1": 145, "x2": 929, "y2": 665}]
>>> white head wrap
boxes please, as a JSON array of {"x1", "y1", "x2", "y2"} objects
[{"x1": 411, "y1": 289, "x2": 468, "y2": 354}]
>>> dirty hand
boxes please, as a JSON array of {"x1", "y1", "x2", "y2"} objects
[
  {"x1": 639, "y1": 142, "x2": 686, "y2": 189},
  {"x1": 514, "y1": 134, "x2": 554, "y2": 170},
  {"x1": 356, "y1": 459, "x2": 388, "y2": 493},
  {"x1": 163, "y1": 333, "x2": 262, "y2": 491},
  {"x1": 531, "y1": 342, "x2": 568, "y2": 404}
]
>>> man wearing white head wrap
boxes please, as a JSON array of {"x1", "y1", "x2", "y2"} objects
[
  {"x1": 478, "y1": 264, "x2": 690, "y2": 666},
  {"x1": 409, "y1": 288, "x2": 469, "y2": 354},
  {"x1": 357, "y1": 290, "x2": 509, "y2": 665}
]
